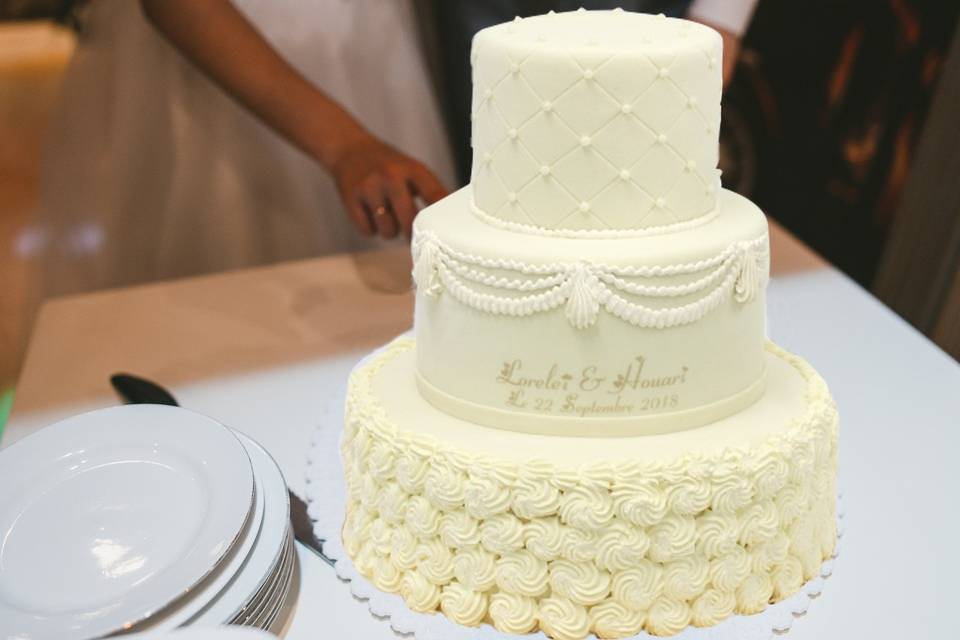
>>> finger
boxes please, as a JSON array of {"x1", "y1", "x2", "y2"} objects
[
  {"x1": 345, "y1": 191, "x2": 374, "y2": 237},
  {"x1": 363, "y1": 189, "x2": 399, "y2": 240},
  {"x1": 407, "y1": 163, "x2": 449, "y2": 206},
  {"x1": 385, "y1": 177, "x2": 418, "y2": 239}
]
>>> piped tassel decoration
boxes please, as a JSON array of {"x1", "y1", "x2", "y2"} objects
[
  {"x1": 412, "y1": 235, "x2": 441, "y2": 297},
  {"x1": 734, "y1": 244, "x2": 760, "y2": 303},
  {"x1": 565, "y1": 262, "x2": 601, "y2": 329}
]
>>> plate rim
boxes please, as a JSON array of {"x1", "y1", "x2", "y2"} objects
[{"x1": 0, "y1": 405, "x2": 254, "y2": 640}]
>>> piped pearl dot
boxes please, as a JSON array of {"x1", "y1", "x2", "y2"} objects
[
  {"x1": 621, "y1": 103, "x2": 633, "y2": 114},
  {"x1": 613, "y1": 6, "x2": 623, "y2": 12},
  {"x1": 619, "y1": 169, "x2": 630, "y2": 180},
  {"x1": 655, "y1": 197, "x2": 666, "y2": 208},
  {"x1": 706, "y1": 184, "x2": 716, "y2": 195},
  {"x1": 583, "y1": 68, "x2": 594, "y2": 79},
  {"x1": 540, "y1": 165, "x2": 551, "y2": 176},
  {"x1": 657, "y1": 133, "x2": 667, "y2": 144},
  {"x1": 510, "y1": 62, "x2": 520, "y2": 74},
  {"x1": 577, "y1": 7, "x2": 586, "y2": 13},
  {"x1": 483, "y1": 152, "x2": 492, "y2": 164},
  {"x1": 579, "y1": 201, "x2": 590, "y2": 213},
  {"x1": 658, "y1": 67, "x2": 669, "y2": 78},
  {"x1": 688, "y1": 96, "x2": 698, "y2": 108},
  {"x1": 657, "y1": 13, "x2": 666, "y2": 19},
  {"x1": 709, "y1": 56, "x2": 717, "y2": 68},
  {"x1": 514, "y1": 16, "x2": 522, "y2": 22},
  {"x1": 484, "y1": 88, "x2": 493, "y2": 99},
  {"x1": 508, "y1": 192, "x2": 518, "y2": 203},
  {"x1": 508, "y1": 128, "x2": 518, "y2": 139},
  {"x1": 542, "y1": 101, "x2": 553, "y2": 112},
  {"x1": 686, "y1": 160, "x2": 697, "y2": 171},
  {"x1": 580, "y1": 135, "x2": 592, "y2": 147}
]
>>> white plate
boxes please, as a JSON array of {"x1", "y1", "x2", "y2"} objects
[
  {"x1": 187, "y1": 432, "x2": 290, "y2": 626},
  {"x1": 245, "y1": 531, "x2": 295, "y2": 629},
  {"x1": 133, "y1": 440, "x2": 268, "y2": 631},
  {"x1": 128, "y1": 626, "x2": 275, "y2": 639},
  {"x1": 0, "y1": 405, "x2": 254, "y2": 640}
]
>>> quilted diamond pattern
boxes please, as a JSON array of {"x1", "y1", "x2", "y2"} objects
[{"x1": 469, "y1": 10, "x2": 723, "y2": 232}]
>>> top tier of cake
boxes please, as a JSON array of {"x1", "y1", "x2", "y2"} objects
[{"x1": 470, "y1": 10, "x2": 723, "y2": 235}]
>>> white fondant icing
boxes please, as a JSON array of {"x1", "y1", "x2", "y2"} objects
[{"x1": 470, "y1": 10, "x2": 723, "y2": 232}]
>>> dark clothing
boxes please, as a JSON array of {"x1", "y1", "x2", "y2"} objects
[{"x1": 428, "y1": 1, "x2": 693, "y2": 184}]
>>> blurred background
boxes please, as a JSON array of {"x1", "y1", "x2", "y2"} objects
[{"x1": 1, "y1": 0, "x2": 958, "y2": 417}]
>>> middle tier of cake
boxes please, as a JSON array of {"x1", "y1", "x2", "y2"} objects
[{"x1": 411, "y1": 187, "x2": 770, "y2": 437}]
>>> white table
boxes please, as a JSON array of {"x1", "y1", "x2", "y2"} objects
[{"x1": 6, "y1": 249, "x2": 960, "y2": 638}]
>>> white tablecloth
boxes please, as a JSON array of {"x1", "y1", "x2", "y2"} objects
[{"x1": 7, "y1": 268, "x2": 960, "y2": 638}]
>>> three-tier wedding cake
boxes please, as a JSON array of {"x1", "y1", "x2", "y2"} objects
[{"x1": 340, "y1": 9, "x2": 838, "y2": 639}]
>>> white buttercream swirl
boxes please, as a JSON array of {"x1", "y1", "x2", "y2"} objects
[
  {"x1": 709, "y1": 546, "x2": 752, "y2": 593},
  {"x1": 589, "y1": 599, "x2": 646, "y2": 638},
  {"x1": 479, "y1": 512, "x2": 525, "y2": 554},
  {"x1": 665, "y1": 475, "x2": 713, "y2": 516},
  {"x1": 648, "y1": 514, "x2": 697, "y2": 563},
  {"x1": 452, "y1": 546, "x2": 497, "y2": 591},
  {"x1": 404, "y1": 495, "x2": 441, "y2": 539},
  {"x1": 394, "y1": 451, "x2": 429, "y2": 494},
  {"x1": 559, "y1": 483, "x2": 615, "y2": 531},
  {"x1": 695, "y1": 510, "x2": 739, "y2": 559},
  {"x1": 367, "y1": 440, "x2": 396, "y2": 481},
  {"x1": 489, "y1": 592, "x2": 539, "y2": 634},
  {"x1": 424, "y1": 462, "x2": 465, "y2": 511},
  {"x1": 612, "y1": 480, "x2": 668, "y2": 527},
  {"x1": 751, "y1": 532, "x2": 790, "y2": 573},
  {"x1": 495, "y1": 551, "x2": 548, "y2": 597},
  {"x1": 513, "y1": 473, "x2": 562, "y2": 519},
  {"x1": 538, "y1": 597, "x2": 591, "y2": 640},
  {"x1": 369, "y1": 517, "x2": 394, "y2": 556},
  {"x1": 439, "y1": 581, "x2": 487, "y2": 626},
  {"x1": 377, "y1": 482, "x2": 409, "y2": 525},
  {"x1": 390, "y1": 525, "x2": 420, "y2": 571},
  {"x1": 463, "y1": 472, "x2": 511, "y2": 518},
  {"x1": 611, "y1": 560, "x2": 662, "y2": 611},
  {"x1": 560, "y1": 526, "x2": 599, "y2": 563},
  {"x1": 371, "y1": 556, "x2": 403, "y2": 592},
  {"x1": 596, "y1": 521, "x2": 650, "y2": 572},
  {"x1": 524, "y1": 516, "x2": 565, "y2": 561},
  {"x1": 438, "y1": 510, "x2": 480, "y2": 548},
  {"x1": 488, "y1": 591, "x2": 537, "y2": 634},
  {"x1": 646, "y1": 597, "x2": 692, "y2": 636},
  {"x1": 738, "y1": 499, "x2": 779, "y2": 547},
  {"x1": 736, "y1": 572, "x2": 774, "y2": 614},
  {"x1": 690, "y1": 587, "x2": 736, "y2": 627},
  {"x1": 399, "y1": 570, "x2": 441, "y2": 612},
  {"x1": 710, "y1": 471, "x2": 754, "y2": 513},
  {"x1": 772, "y1": 555, "x2": 805, "y2": 599},
  {"x1": 752, "y1": 449, "x2": 790, "y2": 499},
  {"x1": 549, "y1": 559, "x2": 611, "y2": 606},
  {"x1": 663, "y1": 554, "x2": 709, "y2": 601},
  {"x1": 416, "y1": 538, "x2": 454, "y2": 584}
]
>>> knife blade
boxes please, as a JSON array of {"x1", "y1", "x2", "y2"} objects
[{"x1": 110, "y1": 371, "x2": 335, "y2": 566}]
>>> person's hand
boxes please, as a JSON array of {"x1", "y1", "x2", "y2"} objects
[{"x1": 330, "y1": 135, "x2": 448, "y2": 240}]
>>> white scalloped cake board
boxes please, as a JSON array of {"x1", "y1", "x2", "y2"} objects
[{"x1": 305, "y1": 353, "x2": 843, "y2": 640}]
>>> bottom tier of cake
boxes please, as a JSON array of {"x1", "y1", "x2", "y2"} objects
[{"x1": 340, "y1": 338, "x2": 838, "y2": 639}]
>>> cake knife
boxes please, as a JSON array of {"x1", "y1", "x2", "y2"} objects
[{"x1": 109, "y1": 373, "x2": 336, "y2": 567}]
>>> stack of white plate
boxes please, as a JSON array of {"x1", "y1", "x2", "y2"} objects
[{"x1": 0, "y1": 405, "x2": 295, "y2": 640}]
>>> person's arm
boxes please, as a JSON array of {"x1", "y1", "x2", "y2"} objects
[
  {"x1": 687, "y1": 0, "x2": 759, "y2": 87},
  {"x1": 140, "y1": 0, "x2": 447, "y2": 239}
]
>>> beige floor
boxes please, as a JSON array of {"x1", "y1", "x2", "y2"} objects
[{"x1": 0, "y1": 22, "x2": 74, "y2": 389}]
